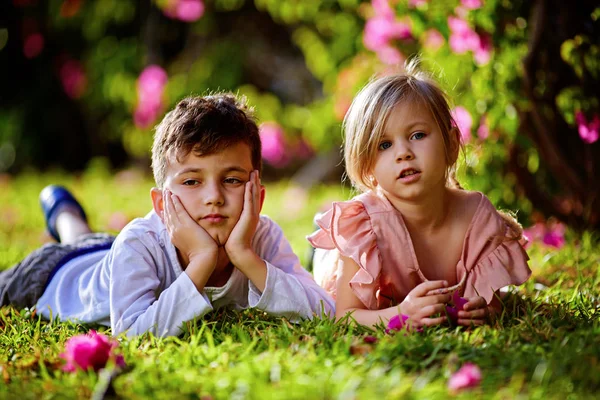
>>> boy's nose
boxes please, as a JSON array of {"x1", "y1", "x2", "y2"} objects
[{"x1": 203, "y1": 182, "x2": 225, "y2": 206}]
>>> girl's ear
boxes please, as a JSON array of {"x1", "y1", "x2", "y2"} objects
[
  {"x1": 448, "y1": 127, "x2": 460, "y2": 164},
  {"x1": 150, "y1": 187, "x2": 164, "y2": 221}
]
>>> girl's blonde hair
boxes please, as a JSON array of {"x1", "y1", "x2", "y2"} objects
[
  {"x1": 343, "y1": 60, "x2": 461, "y2": 193},
  {"x1": 342, "y1": 60, "x2": 524, "y2": 239}
]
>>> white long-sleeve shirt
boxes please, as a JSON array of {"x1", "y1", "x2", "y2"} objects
[{"x1": 36, "y1": 211, "x2": 335, "y2": 337}]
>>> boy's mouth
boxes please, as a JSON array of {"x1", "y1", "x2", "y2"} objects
[{"x1": 202, "y1": 214, "x2": 227, "y2": 223}]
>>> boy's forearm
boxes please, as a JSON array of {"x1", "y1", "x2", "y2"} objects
[
  {"x1": 185, "y1": 255, "x2": 217, "y2": 292},
  {"x1": 228, "y1": 248, "x2": 267, "y2": 292}
]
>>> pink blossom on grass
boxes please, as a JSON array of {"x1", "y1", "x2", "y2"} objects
[
  {"x1": 385, "y1": 314, "x2": 409, "y2": 333},
  {"x1": 60, "y1": 331, "x2": 125, "y2": 372},
  {"x1": 461, "y1": 0, "x2": 483, "y2": 10},
  {"x1": 448, "y1": 362, "x2": 482, "y2": 392},
  {"x1": 452, "y1": 106, "x2": 473, "y2": 143},
  {"x1": 575, "y1": 111, "x2": 599, "y2": 144},
  {"x1": 259, "y1": 123, "x2": 289, "y2": 168},
  {"x1": 363, "y1": 335, "x2": 378, "y2": 344},
  {"x1": 446, "y1": 291, "x2": 468, "y2": 324},
  {"x1": 59, "y1": 59, "x2": 87, "y2": 99},
  {"x1": 542, "y1": 222, "x2": 566, "y2": 249}
]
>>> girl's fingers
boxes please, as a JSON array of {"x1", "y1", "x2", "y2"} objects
[
  {"x1": 413, "y1": 280, "x2": 448, "y2": 297},
  {"x1": 420, "y1": 316, "x2": 447, "y2": 326},
  {"x1": 464, "y1": 296, "x2": 487, "y2": 311},
  {"x1": 459, "y1": 308, "x2": 488, "y2": 319}
]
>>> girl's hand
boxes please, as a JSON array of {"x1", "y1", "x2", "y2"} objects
[
  {"x1": 399, "y1": 280, "x2": 452, "y2": 328},
  {"x1": 163, "y1": 190, "x2": 218, "y2": 266},
  {"x1": 456, "y1": 296, "x2": 490, "y2": 326}
]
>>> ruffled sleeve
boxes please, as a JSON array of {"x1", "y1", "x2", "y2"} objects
[
  {"x1": 460, "y1": 196, "x2": 532, "y2": 304},
  {"x1": 307, "y1": 200, "x2": 382, "y2": 309}
]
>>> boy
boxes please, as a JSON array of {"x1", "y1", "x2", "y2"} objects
[{"x1": 0, "y1": 93, "x2": 335, "y2": 337}]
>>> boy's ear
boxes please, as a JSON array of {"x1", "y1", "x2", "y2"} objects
[
  {"x1": 259, "y1": 185, "x2": 266, "y2": 212},
  {"x1": 150, "y1": 187, "x2": 164, "y2": 221}
]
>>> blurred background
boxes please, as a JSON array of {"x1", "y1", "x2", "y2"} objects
[{"x1": 0, "y1": 0, "x2": 598, "y2": 241}]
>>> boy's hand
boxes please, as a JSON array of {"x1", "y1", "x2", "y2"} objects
[
  {"x1": 456, "y1": 296, "x2": 490, "y2": 326},
  {"x1": 399, "y1": 280, "x2": 451, "y2": 328},
  {"x1": 225, "y1": 170, "x2": 261, "y2": 262},
  {"x1": 163, "y1": 190, "x2": 218, "y2": 268}
]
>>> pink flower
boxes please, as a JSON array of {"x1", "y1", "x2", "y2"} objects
[
  {"x1": 138, "y1": 65, "x2": 168, "y2": 98},
  {"x1": 461, "y1": 0, "x2": 483, "y2": 9},
  {"x1": 448, "y1": 362, "x2": 482, "y2": 392},
  {"x1": 542, "y1": 222, "x2": 565, "y2": 249},
  {"x1": 134, "y1": 65, "x2": 168, "y2": 128},
  {"x1": 452, "y1": 106, "x2": 473, "y2": 143},
  {"x1": 523, "y1": 222, "x2": 545, "y2": 247},
  {"x1": 371, "y1": 0, "x2": 394, "y2": 18},
  {"x1": 422, "y1": 29, "x2": 445, "y2": 52},
  {"x1": 59, "y1": 59, "x2": 87, "y2": 99},
  {"x1": 60, "y1": 331, "x2": 125, "y2": 372},
  {"x1": 23, "y1": 33, "x2": 44, "y2": 58},
  {"x1": 364, "y1": 16, "x2": 412, "y2": 52},
  {"x1": 385, "y1": 314, "x2": 409, "y2": 333},
  {"x1": 477, "y1": 115, "x2": 489, "y2": 139},
  {"x1": 446, "y1": 291, "x2": 468, "y2": 324},
  {"x1": 363, "y1": 335, "x2": 378, "y2": 344},
  {"x1": 575, "y1": 111, "x2": 599, "y2": 144},
  {"x1": 259, "y1": 123, "x2": 289, "y2": 167},
  {"x1": 163, "y1": 0, "x2": 205, "y2": 22},
  {"x1": 448, "y1": 17, "x2": 479, "y2": 54},
  {"x1": 474, "y1": 33, "x2": 493, "y2": 65}
]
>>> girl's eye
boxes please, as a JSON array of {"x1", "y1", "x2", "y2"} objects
[
  {"x1": 411, "y1": 131, "x2": 426, "y2": 140},
  {"x1": 378, "y1": 141, "x2": 392, "y2": 151},
  {"x1": 182, "y1": 179, "x2": 199, "y2": 186}
]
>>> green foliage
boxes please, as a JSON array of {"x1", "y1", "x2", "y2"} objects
[{"x1": 0, "y1": 170, "x2": 599, "y2": 398}]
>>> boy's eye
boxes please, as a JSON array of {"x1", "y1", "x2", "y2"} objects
[
  {"x1": 224, "y1": 177, "x2": 243, "y2": 185},
  {"x1": 378, "y1": 141, "x2": 392, "y2": 151},
  {"x1": 182, "y1": 179, "x2": 199, "y2": 186},
  {"x1": 410, "y1": 131, "x2": 426, "y2": 140}
]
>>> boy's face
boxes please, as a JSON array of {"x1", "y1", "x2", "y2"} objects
[{"x1": 153, "y1": 142, "x2": 263, "y2": 246}]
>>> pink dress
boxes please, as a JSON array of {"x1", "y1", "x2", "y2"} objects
[{"x1": 307, "y1": 191, "x2": 531, "y2": 310}]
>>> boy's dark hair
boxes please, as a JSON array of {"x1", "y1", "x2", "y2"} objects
[{"x1": 152, "y1": 93, "x2": 262, "y2": 188}]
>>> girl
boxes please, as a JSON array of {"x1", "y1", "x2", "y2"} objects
[{"x1": 308, "y1": 63, "x2": 531, "y2": 329}]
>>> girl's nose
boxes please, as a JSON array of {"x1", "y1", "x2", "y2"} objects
[{"x1": 395, "y1": 141, "x2": 414, "y2": 161}]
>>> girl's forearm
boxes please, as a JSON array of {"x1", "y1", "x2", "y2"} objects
[{"x1": 336, "y1": 306, "x2": 402, "y2": 328}]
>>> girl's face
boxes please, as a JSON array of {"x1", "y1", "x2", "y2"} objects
[{"x1": 371, "y1": 100, "x2": 448, "y2": 204}]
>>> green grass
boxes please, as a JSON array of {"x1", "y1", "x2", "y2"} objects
[{"x1": 1, "y1": 168, "x2": 599, "y2": 399}]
